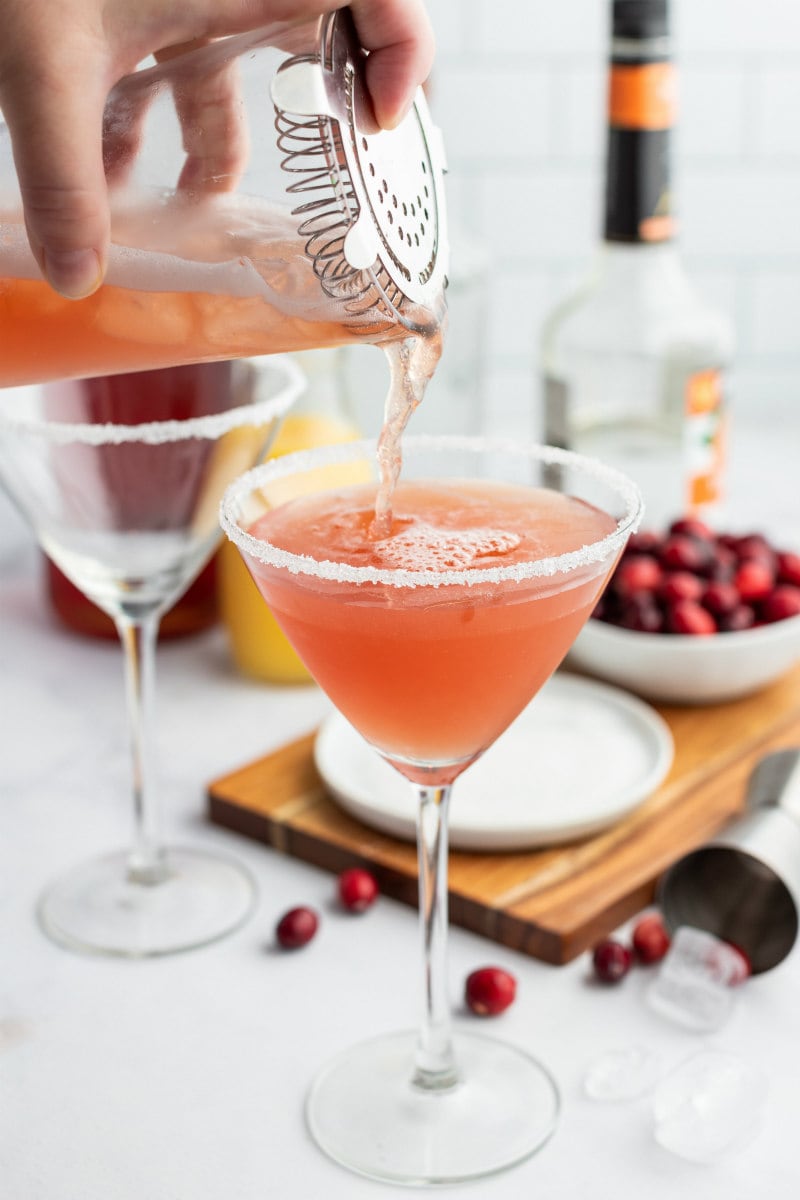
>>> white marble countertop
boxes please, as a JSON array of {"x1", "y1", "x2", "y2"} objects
[{"x1": 1, "y1": 421, "x2": 799, "y2": 1200}]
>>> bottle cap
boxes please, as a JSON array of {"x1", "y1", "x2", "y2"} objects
[{"x1": 612, "y1": 0, "x2": 669, "y2": 40}]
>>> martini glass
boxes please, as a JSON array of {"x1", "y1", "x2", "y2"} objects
[
  {"x1": 221, "y1": 434, "x2": 642, "y2": 1185},
  {"x1": 0, "y1": 354, "x2": 304, "y2": 957}
]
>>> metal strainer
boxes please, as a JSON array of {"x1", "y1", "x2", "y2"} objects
[{"x1": 270, "y1": 9, "x2": 449, "y2": 331}]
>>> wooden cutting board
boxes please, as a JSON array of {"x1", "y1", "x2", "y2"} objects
[{"x1": 207, "y1": 664, "x2": 800, "y2": 964}]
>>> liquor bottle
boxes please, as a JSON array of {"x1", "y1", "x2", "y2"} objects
[
  {"x1": 217, "y1": 349, "x2": 362, "y2": 684},
  {"x1": 540, "y1": 0, "x2": 733, "y2": 530}
]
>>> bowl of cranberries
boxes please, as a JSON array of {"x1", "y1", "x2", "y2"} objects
[{"x1": 568, "y1": 518, "x2": 800, "y2": 704}]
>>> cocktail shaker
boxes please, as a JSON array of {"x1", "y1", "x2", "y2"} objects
[{"x1": 0, "y1": 10, "x2": 448, "y2": 387}]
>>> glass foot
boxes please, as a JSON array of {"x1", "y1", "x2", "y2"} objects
[
  {"x1": 37, "y1": 847, "x2": 256, "y2": 957},
  {"x1": 306, "y1": 1029, "x2": 560, "y2": 1185}
]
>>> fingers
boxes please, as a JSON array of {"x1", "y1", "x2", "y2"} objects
[
  {"x1": 173, "y1": 65, "x2": 250, "y2": 194},
  {"x1": 0, "y1": 0, "x2": 435, "y2": 301},
  {"x1": 163, "y1": 56, "x2": 250, "y2": 194},
  {"x1": 0, "y1": 37, "x2": 111, "y2": 298},
  {"x1": 350, "y1": 0, "x2": 435, "y2": 127}
]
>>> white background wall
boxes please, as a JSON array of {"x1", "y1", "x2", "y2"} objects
[{"x1": 425, "y1": 0, "x2": 800, "y2": 444}]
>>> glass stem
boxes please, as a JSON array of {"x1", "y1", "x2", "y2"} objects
[
  {"x1": 117, "y1": 614, "x2": 170, "y2": 885},
  {"x1": 412, "y1": 783, "x2": 460, "y2": 1091}
]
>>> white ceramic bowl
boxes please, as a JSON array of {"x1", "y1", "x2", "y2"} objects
[{"x1": 567, "y1": 612, "x2": 800, "y2": 705}]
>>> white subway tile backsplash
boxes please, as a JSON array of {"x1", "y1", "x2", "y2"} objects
[
  {"x1": 425, "y1": 0, "x2": 472, "y2": 57},
  {"x1": 682, "y1": 265, "x2": 741, "y2": 340},
  {"x1": 424, "y1": 0, "x2": 800, "y2": 425},
  {"x1": 485, "y1": 267, "x2": 553, "y2": 361},
  {"x1": 432, "y1": 66, "x2": 550, "y2": 164},
  {"x1": 678, "y1": 67, "x2": 747, "y2": 159},
  {"x1": 482, "y1": 364, "x2": 538, "y2": 440},
  {"x1": 553, "y1": 67, "x2": 606, "y2": 160},
  {"x1": 751, "y1": 272, "x2": 800, "y2": 355},
  {"x1": 478, "y1": 168, "x2": 600, "y2": 263},
  {"x1": 731, "y1": 365, "x2": 800, "y2": 418},
  {"x1": 681, "y1": 169, "x2": 800, "y2": 257},
  {"x1": 756, "y1": 69, "x2": 800, "y2": 157},
  {"x1": 677, "y1": 0, "x2": 800, "y2": 55},
  {"x1": 472, "y1": 0, "x2": 607, "y2": 57}
]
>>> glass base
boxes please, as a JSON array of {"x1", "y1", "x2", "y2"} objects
[
  {"x1": 37, "y1": 847, "x2": 256, "y2": 957},
  {"x1": 306, "y1": 1029, "x2": 560, "y2": 1186}
]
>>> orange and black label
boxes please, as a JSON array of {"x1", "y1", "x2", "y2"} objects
[
  {"x1": 604, "y1": 60, "x2": 677, "y2": 244},
  {"x1": 685, "y1": 368, "x2": 726, "y2": 509}
]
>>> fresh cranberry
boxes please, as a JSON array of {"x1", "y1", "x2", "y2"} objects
[
  {"x1": 592, "y1": 938, "x2": 632, "y2": 984},
  {"x1": 465, "y1": 967, "x2": 517, "y2": 1016},
  {"x1": 705, "y1": 543, "x2": 737, "y2": 582},
  {"x1": 718, "y1": 604, "x2": 756, "y2": 632},
  {"x1": 733, "y1": 533, "x2": 775, "y2": 564},
  {"x1": 777, "y1": 552, "x2": 800, "y2": 589},
  {"x1": 626, "y1": 530, "x2": 663, "y2": 555},
  {"x1": 666, "y1": 599, "x2": 717, "y2": 635},
  {"x1": 631, "y1": 912, "x2": 671, "y2": 964},
  {"x1": 716, "y1": 533, "x2": 739, "y2": 552},
  {"x1": 276, "y1": 906, "x2": 319, "y2": 949},
  {"x1": 760, "y1": 585, "x2": 800, "y2": 623},
  {"x1": 612, "y1": 554, "x2": 663, "y2": 598},
  {"x1": 668, "y1": 516, "x2": 715, "y2": 541},
  {"x1": 592, "y1": 594, "x2": 613, "y2": 622},
  {"x1": 702, "y1": 580, "x2": 740, "y2": 616},
  {"x1": 338, "y1": 867, "x2": 379, "y2": 912},
  {"x1": 618, "y1": 596, "x2": 663, "y2": 632},
  {"x1": 601, "y1": 523, "x2": 800, "y2": 639},
  {"x1": 660, "y1": 535, "x2": 711, "y2": 574},
  {"x1": 734, "y1": 560, "x2": 775, "y2": 604},
  {"x1": 658, "y1": 571, "x2": 704, "y2": 605}
]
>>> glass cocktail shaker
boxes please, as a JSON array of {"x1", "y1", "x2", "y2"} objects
[{"x1": 0, "y1": 10, "x2": 448, "y2": 388}]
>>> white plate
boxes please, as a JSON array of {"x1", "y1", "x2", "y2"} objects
[
  {"x1": 313, "y1": 673, "x2": 674, "y2": 851},
  {"x1": 568, "y1": 612, "x2": 800, "y2": 705}
]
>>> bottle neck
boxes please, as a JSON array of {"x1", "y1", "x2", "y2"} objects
[{"x1": 603, "y1": 30, "x2": 677, "y2": 245}]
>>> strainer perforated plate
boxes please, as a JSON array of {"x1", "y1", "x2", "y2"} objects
[{"x1": 270, "y1": 8, "x2": 448, "y2": 328}]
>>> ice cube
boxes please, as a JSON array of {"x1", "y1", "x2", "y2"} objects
[
  {"x1": 653, "y1": 1050, "x2": 768, "y2": 1164},
  {"x1": 584, "y1": 1046, "x2": 664, "y2": 1101},
  {"x1": 647, "y1": 925, "x2": 749, "y2": 1032}
]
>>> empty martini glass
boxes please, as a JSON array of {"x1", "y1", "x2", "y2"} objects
[
  {"x1": 221, "y1": 434, "x2": 642, "y2": 1185},
  {"x1": 0, "y1": 354, "x2": 304, "y2": 957}
]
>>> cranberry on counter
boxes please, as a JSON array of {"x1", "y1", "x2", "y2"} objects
[
  {"x1": 338, "y1": 867, "x2": 380, "y2": 913},
  {"x1": 276, "y1": 906, "x2": 319, "y2": 949},
  {"x1": 592, "y1": 939, "x2": 633, "y2": 984},
  {"x1": 465, "y1": 967, "x2": 517, "y2": 1015},
  {"x1": 631, "y1": 912, "x2": 671, "y2": 964}
]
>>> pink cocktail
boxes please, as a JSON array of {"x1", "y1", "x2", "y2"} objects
[
  {"x1": 221, "y1": 435, "x2": 642, "y2": 1186},
  {"x1": 246, "y1": 478, "x2": 616, "y2": 781}
]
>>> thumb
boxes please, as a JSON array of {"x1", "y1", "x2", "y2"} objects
[{"x1": 2, "y1": 60, "x2": 109, "y2": 299}]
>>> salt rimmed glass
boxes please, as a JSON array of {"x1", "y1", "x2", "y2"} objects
[
  {"x1": 0, "y1": 355, "x2": 304, "y2": 957},
  {"x1": 220, "y1": 434, "x2": 642, "y2": 1185}
]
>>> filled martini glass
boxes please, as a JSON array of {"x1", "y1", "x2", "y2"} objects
[{"x1": 221, "y1": 434, "x2": 642, "y2": 1185}]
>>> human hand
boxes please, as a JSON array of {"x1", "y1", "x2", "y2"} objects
[{"x1": 0, "y1": 0, "x2": 434, "y2": 299}]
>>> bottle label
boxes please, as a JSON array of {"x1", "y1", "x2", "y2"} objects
[
  {"x1": 604, "y1": 62, "x2": 677, "y2": 244},
  {"x1": 609, "y1": 63, "x2": 676, "y2": 130},
  {"x1": 684, "y1": 368, "x2": 726, "y2": 510}
]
